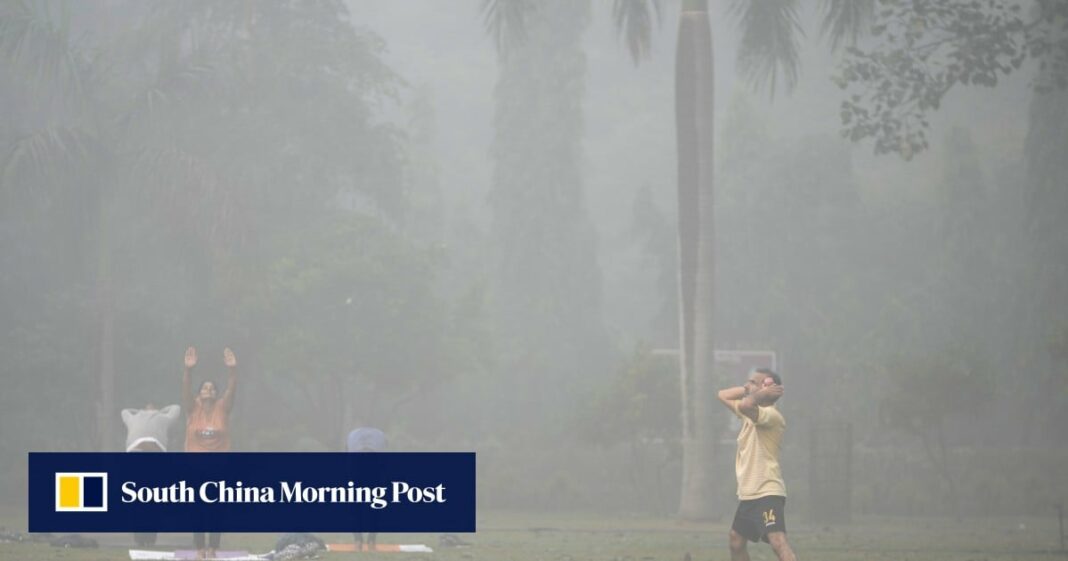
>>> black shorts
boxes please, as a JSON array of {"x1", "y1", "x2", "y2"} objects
[{"x1": 732, "y1": 495, "x2": 786, "y2": 543}]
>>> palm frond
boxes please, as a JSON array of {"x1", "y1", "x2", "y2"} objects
[
  {"x1": 613, "y1": 0, "x2": 662, "y2": 66},
  {"x1": 0, "y1": 0, "x2": 86, "y2": 98},
  {"x1": 480, "y1": 0, "x2": 535, "y2": 56},
  {"x1": 122, "y1": 47, "x2": 224, "y2": 132},
  {"x1": 820, "y1": 0, "x2": 875, "y2": 51},
  {"x1": 732, "y1": 0, "x2": 804, "y2": 97},
  {"x1": 125, "y1": 143, "x2": 244, "y2": 250},
  {"x1": 2, "y1": 125, "x2": 101, "y2": 191}
]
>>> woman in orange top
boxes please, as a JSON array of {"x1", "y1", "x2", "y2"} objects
[{"x1": 182, "y1": 346, "x2": 238, "y2": 559}]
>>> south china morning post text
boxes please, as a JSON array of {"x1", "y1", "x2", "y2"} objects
[
  {"x1": 28, "y1": 452, "x2": 476, "y2": 533},
  {"x1": 120, "y1": 480, "x2": 446, "y2": 508}
]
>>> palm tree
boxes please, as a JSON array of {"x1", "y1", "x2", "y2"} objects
[
  {"x1": 1, "y1": 1, "x2": 247, "y2": 450},
  {"x1": 673, "y1": 0, "x2": 716, "y2": 521},
  {"x1": 2, "y1": 1, "x2": 403, "y2": 451},
  {"x1": 672, "y1": 0, "x2": 871, "y2": 520},
  {"x1": 1, "y1": 0, "x2": 117, "y2": 449},
  {"x1": 488, "y1": 0, "x2": 874, "y2": 520}
]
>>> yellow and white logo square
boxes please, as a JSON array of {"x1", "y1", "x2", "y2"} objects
[{"x1": 54, "y1": 472, "x2": 108, "y2": 512}]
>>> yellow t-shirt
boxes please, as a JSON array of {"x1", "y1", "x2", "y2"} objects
[{"x1": 731, "y1": 401, "x2": 786, "y2": 500}]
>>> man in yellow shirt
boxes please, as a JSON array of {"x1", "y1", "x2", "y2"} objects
[{"x1": 717, "y1": 368, "x2": 797, "y2": 561}]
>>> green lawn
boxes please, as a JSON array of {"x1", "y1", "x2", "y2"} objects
[{"x1": 2, "y1": 509, "x2": 1065, "y2": 561}]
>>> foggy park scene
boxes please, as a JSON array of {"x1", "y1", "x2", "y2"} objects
[{"x1": 1, "y1": 1, "x2": 1067, "y2": 560}]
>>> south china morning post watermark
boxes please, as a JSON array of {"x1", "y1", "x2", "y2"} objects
[
  {"x1": 120, "y1": 479, "x2": 446, "y2": 509},
  {"x1": 54, "y1": 473, "x2": 108, "y2": 512},
  {"x1": 29, "y1": 452, "x2": 476, "y2": 532}
]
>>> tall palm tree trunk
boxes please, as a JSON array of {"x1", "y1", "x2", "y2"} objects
[{"x1": 676, "y1": 0, "x2": 717, "y2": 520}]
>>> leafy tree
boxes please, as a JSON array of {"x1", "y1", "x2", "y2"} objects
[
  {"x1": 838, "y1": 0, "x2": 1068, "y2": 444},
  {"x1": 576, "y1": 344, "x2": 680, "y2": 513},
  {"x1": 250, "y1": 215, "x2": 451, "y2": 448},
  {"x1": 1013, "y1": 64, "x2": 1068, "y2": 442},
  {"x1": 480, "y1": 0, "x2": 610, "y2": 429},
  {"x1": 629, "y1": 184, "x2": 677, "y2": 346},
  {"x1": 879, "y1": 349, "x2": 994, "y2": 519},
  {"x1": 0, "y1": 1, "x2": 408, "y2": 456},
  {"x1": 838, "y1": 0, "x2": 1068, "y2": 158}
]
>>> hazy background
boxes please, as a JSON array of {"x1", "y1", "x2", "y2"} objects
[{"x1": 1, "y1": 0, "x2": 1065, "y2": 526}]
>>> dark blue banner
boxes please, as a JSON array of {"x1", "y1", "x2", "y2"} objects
[{"x1": 29, "y1": 452, "x2": 475, "y2": 533}]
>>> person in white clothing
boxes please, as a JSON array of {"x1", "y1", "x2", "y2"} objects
[
  {"x1": 122, "y1": 403, "x2": 181, "y2": 451},
  {"x1": 121, "y1": 402, "x2": 180, "y2": 546}
]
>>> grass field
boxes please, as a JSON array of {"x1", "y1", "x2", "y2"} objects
[{"x1": 2, "y1": 509, "x2": 1066, "y2": 561}]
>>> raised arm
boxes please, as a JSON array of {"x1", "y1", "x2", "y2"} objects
[
  {"x1": 220, "y1": 347, "x2": 238, "y2": 413},
  {"x1": 717, "y1": 383, "x2": 783, "y2": 423},
  {"x1": 182, "y1": 346, "x2": 197, "y2": 413},
  {"x1": 718, "y1": 384, "x2": 762, "y2": 423},
  {"x1": 717, "y1": 385, "x2": 746, "y2": 408},
  {"x1": 738, "y1": 384, "x2": 784, "y2": 423}
]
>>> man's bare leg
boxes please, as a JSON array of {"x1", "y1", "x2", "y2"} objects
[
  {"x1": 767, "y1": 531, "x2": 797, "y2": 561},
  {"x1": 728, "y1": 529, "x2": 750, "y2": 561}
]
